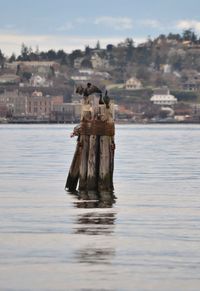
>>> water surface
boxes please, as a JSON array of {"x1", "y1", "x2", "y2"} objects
[{"x1": 0, "y1": 124, "x2": 200, "y2": 290}]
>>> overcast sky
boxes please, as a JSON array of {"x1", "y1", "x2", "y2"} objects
[{"x1": 1, "y1": 0, "x2": 200, "y2": 56}]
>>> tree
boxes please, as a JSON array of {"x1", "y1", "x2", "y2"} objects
[
  {"x1": 157, "y1": 34, "x2": 166, "y2": 41},
  {"x1": 136, "y1": 66, "x2": 150, "y2": 81},
  {"x1": 35, "y1": 45, "x2": 40, "y2": 56},
  {"x1": 106, "y1": 44, "x2": 113, "y2": 52},
  {"x1": 16, "y1": 64, "x2": 21, "y2": 76},
  {"x1": 48, "y1": 65, "x2": 55, "y2": 78},
  {"x1": 136, "y1": 46, "x2": 151, "y2": 66},
  {"x1": 182, "y1": 29, "x2": 197, "y2": 42},
  {"x1": 167, "y1": 33, "x2": 181, "y2": 41},
  {"x1": 125, "y1": 38, "x2": 134, "y2": 62},
  {"x1": 95, "y1": 40, "x2": 101, "y2": 50},
  {"x1": 191, "y1": 31, "x2": 198, "y2": 43},
  {"x1": 20, "y1": 43, "x2": 30, "y2": 61},
  {"x1": 29, "y1": 51, "x2": 39, "y2": 61},
  {"x1": 57, "y1": 50, "x2": 68, "y2": 65},
  {"x1": 154, "y1": 52, "x2": 161, "y2": 70},
  {"x1": 81, "y1": 59, "x2": 93, "y2": 68},
  {"x1": 8, "y1": 53, "x2": 16, "y2": 63},
  {"x1": 85, "y1": 45, "x2": 91, "y2": 56},
  {"x1": 0, "y1": 49, "x2": 5, "y2": 68},
  {"x1": 47, "y1": 49, "x2": 57, "y2": 60},
  {"x1": 169, "y1": 54, "x2": 183, "y2": 70},
  {"x1": 57, "y1": 49, "x2": 67, "y2": 60},
  {"x1": 125, "y1": 38, "x2": 134, "y2": 48},
  {"x1": 22, "y1": 71, "x2": 32, "y2": 81},
  {"x1": 69, "y1": 49, "x2": 83, "y2": 66}
]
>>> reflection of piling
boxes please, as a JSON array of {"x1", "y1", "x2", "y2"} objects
[{"x1": 66, "y1": 101, "x2": 115, "y2": 197}]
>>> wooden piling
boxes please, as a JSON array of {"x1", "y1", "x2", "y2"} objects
[
  {"x1": 98, "y1": 136, "x2": 112, "y2": 192},
  {"x1": 65, "y1": 139, "x2": 82, "y2": 191},
  {"x1": 87, "y1": 135, "x2": 99, "y2": 192},
  {"x1": 65, "y1": 96, "x2": 115, "y2": 198},
  {"x1": 78, "y1": 134, "x2": 89, "y2": 191}
]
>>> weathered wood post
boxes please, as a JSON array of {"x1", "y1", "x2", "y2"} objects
[{"x1": 65, "y1": 91, "x2": 115, "y2": 201}]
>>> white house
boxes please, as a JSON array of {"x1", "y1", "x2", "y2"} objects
[
  {"x1": 150, "y1": 89, "x2": 177, "y2": 105},
  {"x1": 125, "y1": 77, "x2": 142, "y2": 90}
]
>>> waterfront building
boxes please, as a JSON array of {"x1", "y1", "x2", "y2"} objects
[
  {"x1": 26, "y1": 90, "x2": 51, "y2": 119},
  {"x1": 0, "y1": 89, "x2": 27, "y2": 116},
  {"x1": 51, "y1": 102, "x2": 81, "y2": 123},
  {"x1": 150, "y1": 88, "x2": 177, "y2": 105}
]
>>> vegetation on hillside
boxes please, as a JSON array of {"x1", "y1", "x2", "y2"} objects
[{"x1": 1, "y1": 29, "x2": 200, "y2": 103}]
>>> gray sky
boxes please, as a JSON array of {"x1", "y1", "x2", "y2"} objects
[{"x1": 1, "y1": 0, "x2": 200, "y2": 56}]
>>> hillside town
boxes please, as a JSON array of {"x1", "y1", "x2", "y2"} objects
[{"x1": 1, "y1": 29, "x2": 200, "y2": 123}]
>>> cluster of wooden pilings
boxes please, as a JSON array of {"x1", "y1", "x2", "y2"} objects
[{"x1": 65, "y1": 99, "x2": 115, "y2": 201}]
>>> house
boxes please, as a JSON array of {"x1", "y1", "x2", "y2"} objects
[
  {"x1": 125, "y1": 77, "x2": 142, "y2": 90},
  {"x1": 71, "y1": 75, "x2": 90, "y2": 83},
  {"x1": 30, "y1": 75, "x2": 52, "y2": 87},
  {"x1": 0, "y1": 89, "x2": 27, "y2": 116},
  {"x1": 150, "y1": 88, "x2": 177, "y2": 105},
  {"x1": 74, "y1": 57, "x2": 84, "y2": 69},
  {"x1": 71, "y1": 69, "x2": 111, "y2": 84},
  {"x1": 162, "y1": 64, "x2": 171, "y2": 74},
  {"x1": 7, "y1": 61, "x2": 59, "y2": 72},
  {"x1": 0, "y1": 74, "x2": 20, "y2": 85},
  {"x1": 51, "y1": 102, "x2": 81, "y2": 122},
  {"x1": 0, "y1": 104, "x2": 7, "y2": 118},
  {"x1": 26, "y1": 90, "x2": 52, "y2": 119},
  {"x1": 182, "y1": 79, "x2": 200, "y2": 91},
  {"x1": 91, "y1": 53, "x2": 109, "y2": 69}
]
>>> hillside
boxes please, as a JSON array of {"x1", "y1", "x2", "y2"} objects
[{"x1": 1, "y1": 29, "x2": 200, "y2": 104}]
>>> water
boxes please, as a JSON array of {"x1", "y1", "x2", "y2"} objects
[{"x1": 0, "y1": 124, "x2": 200, "y2": 291}]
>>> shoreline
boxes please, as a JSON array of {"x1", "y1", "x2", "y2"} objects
[{"x1": 1, "y1": 120, "x2": 200, "y2": 125}]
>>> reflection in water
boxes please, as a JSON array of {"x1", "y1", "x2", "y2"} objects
[
  {"x1": 75, "y1": 248, "x2": 115, "y2": 265},
  {"x1": 68, "y1": 190, "x2": 117, "y2": 209},
  {"x1": 75, "y1": 212, "x2": 116, "y2": 235},
  {"x1": 70, "y1": 190, "x2": 116, "y2": 265}
]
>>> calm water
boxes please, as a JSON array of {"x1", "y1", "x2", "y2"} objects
[{"x1": 0, "y1": 124, "x2": 200, "y2": 291}]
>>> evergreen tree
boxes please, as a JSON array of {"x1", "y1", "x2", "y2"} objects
[
  {"x1": 16, "y1": 64, "x2": 21, "y2": 76},
  {"x1": 0, "y1": 49, "x2": 5, "y2": 68},
  {"x1": 57, "y1": 50, "x2": 68, "y2": 65},
  {"x1": 48, "y1": 65, "x2": 55, "y2": 78},
  {"x1": 182, "y1": 29, "x2": 197, "y2": 42},
  {"x1": 125, "y1": 38, "x2": 134, "y2": 62},
  {"x1": 167, "y1": 33, "x2": 181, "y2": 41},
  {"x1": 8, "y1": 53, "x2": 16, "y2": 63},
  {"x1": 20, "y1": 43, "x2": 30, "y2": 61},
  {"x1": 47, "y1": 49, "x2": 57, "y2": 60},
  {"x1": 95, "y1": 40, "x2": 101, "y2": 50},
  {"x1": 22, "y1": 71, "x2": 32, "y2": 81},
  {"x1": 69, "y1": 49, "x2": 83, "y2": 66}
]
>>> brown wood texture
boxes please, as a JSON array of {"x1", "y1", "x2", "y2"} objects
[
  {"x1": 65, "y1": 140, "x2": 82, "y2": 191},
  {"x1": 98, "y1": 136, "x2": 113, "y2": 192},
  {"x1": 87, "y1": 135, "x2": 99, "y2": 191},
  {"x1": 66, "y1": 102, "x2": 115, "y2": 195},
  {"x1": 78, "y1": 135, "x2": 89, "y2": 191}
]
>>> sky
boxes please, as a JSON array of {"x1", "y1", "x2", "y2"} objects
[{"x1": 1, "y1": 0, "x2": 200, "y2": 56}]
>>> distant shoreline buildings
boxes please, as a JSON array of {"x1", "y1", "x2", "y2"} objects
[{"x1": 1, "y1": 31, "x2": 200, "y2": 123}]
